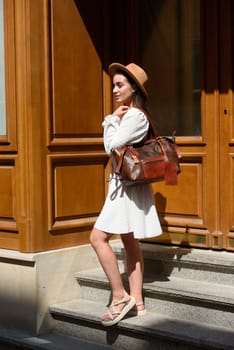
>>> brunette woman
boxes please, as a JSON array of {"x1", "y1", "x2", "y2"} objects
[{"x1": 90, "y1": 63, "x2": 162, "y2": 326}]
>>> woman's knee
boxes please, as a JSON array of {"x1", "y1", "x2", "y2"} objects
[
  {"x1": 90, "y1": 228, "x2": 110, "y2": 249},
  {"x1": 89, "y1": 228, "x2": 100, "y2": 247}
]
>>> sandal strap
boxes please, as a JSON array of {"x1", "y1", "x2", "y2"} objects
[
  {"x1": 104, "y1": 295, "x2": 134, "y2": 321},
  {"x1": 136, "y1": 301, "x2": 144, "y2": 307},
  {"x1": 111, "y1": 295, "x2": 131, "y2": 307},
  {"x1": 106, "y1": 307, "x2": 119, "y2": 320}
]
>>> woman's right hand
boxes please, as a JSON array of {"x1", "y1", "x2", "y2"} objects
[{"x1": 113, "y1": 105, "x2": 129, "y2": 119}]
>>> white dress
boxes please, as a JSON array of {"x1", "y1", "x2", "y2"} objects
[{"x1": 94, "y1": 107, "x2": 162, "y2": 239}]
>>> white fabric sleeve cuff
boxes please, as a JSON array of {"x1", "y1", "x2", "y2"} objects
[{"x1": 102, "y1": 115, "x2": 120, "y2": 128}]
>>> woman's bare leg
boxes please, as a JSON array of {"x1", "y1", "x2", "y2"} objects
[
  {"x1": 121, "y1": 233, "x2": 145, "y2": 311},
  {"x1": 90, "y1": 228, "x2": 127, "y2": 301},
  {"x1": 90, "y1": 228, "x2": 136, "y2": 325}
]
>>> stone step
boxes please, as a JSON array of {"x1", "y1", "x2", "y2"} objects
[
  {"x1": 48, "y1": 242, "x2": 234, "y2": 349},
  {"x1": 75, "y1": 267, "x2": 234, "y2": 329},
  {"x1": 0, "y1": 327, "x2": 112, "y2": 350},
  {"x1": 112, "y1": 241, "x2": 234, "y2": 286},
  {"x1": 49, "y1": 299, "x2": 234, "y2": 350}
]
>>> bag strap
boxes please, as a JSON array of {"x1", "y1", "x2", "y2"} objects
[
  {"x1": 114, "y1": 146, "x2": 128, "y2": 174},
  {"x1": 135, "y1": 106, "x2": 159, "y2": 138}
]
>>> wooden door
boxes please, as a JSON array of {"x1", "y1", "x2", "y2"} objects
[
  {"x1": 44, "y1": 0, "x2": 110, "y2": 249},
  {"x1": 0, "y1": 0, "x2": 148, "y2": 252},
  {"x1": 219, "y1": 1, "x2": 234, "y2": 250},
  {"x1": 0, "y1": 0, "x2": 18, "y2": 249},
  {"x1": 0, "y1": 0, "x2": 232, "y2": 252},
  {"x1": 132, "y1": 0, "x2": 233, "y2": 250}
]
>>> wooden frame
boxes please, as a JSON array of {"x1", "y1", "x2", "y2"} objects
[{"x1": 0, "y1": 0, "x2": 17, "y2": 149}]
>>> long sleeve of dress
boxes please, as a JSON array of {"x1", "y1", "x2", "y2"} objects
[{"x1": 102, "y1": 107, "x2": 149, "y2": 155}]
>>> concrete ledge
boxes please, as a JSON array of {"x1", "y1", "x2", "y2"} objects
[
  {"x1": 0, "y1": 327, "x2": 112, "y2": 350},
  {"x1": 0, "y1": 245, "x2": 100, "y2": 335},
  {"x1": 50, "y1": 299, "x2": 234, "y2": 350}
]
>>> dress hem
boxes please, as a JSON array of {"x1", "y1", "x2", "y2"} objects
[{"x1": 94, "y1": 224, "x2": 162, "y2": 239}]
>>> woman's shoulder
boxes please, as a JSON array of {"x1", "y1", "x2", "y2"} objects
[
  {"x1": 123, "y1": 107, "x2": 148, "y2": 124},
  {"x1": 122, "y1": 107, "x2": 149, "y2": 130},
  {"x1": 125, "y1": 107, "x2": 146, "y2": 118}
]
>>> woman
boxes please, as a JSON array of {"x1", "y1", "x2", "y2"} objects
[{"x1": 90, "y1": 63, "x2": 162, "y2": 326}]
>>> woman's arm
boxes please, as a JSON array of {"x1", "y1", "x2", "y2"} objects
[{"x1": 102, "y1": 108, "x2": 149, "y2": 155}]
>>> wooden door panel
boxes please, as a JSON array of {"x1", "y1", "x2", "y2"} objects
[
  {"x1": 0, "y1": 162, "x2": 16, "y2": 222},
  {"x1": 0, "y1": 159, "x2": 17, "y2": 249},
  {"x1": 231, "y1": 155, "x2": 234, "y2": 230},
  {"x1": 54, "y1": 163, "x2": 104, "y2": 217},
  {"x1": 50, "y1": 0, "x2": 103, "y2": 139},
  {"x1": 221, "y1": 122, "x2": 234, "y2": 249},
  {"x1": 47, "y1": 153, "x2": 107, "y2": 233},
  {"x1": 0, "y1": 166, "x2": 13, "y2": 217},
  {"x1": 154, "y1": 162, "x2": 204, "y2": 222}
]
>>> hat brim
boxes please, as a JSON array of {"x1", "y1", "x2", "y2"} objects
[{"x1": 108, "y1": 63, "x2": 148, "y2": 99}]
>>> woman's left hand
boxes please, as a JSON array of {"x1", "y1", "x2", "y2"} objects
[{"x1": 113, "y1": 105, "x2": 129, "y2": 119}]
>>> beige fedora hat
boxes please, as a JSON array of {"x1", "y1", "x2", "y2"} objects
[{"x1": 108, "y1": 62, "x2": 148, "y2": 99}]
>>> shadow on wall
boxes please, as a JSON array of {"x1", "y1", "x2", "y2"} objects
[{"x1": 154, "y1": 191, "x2": 191, "y2": 248}]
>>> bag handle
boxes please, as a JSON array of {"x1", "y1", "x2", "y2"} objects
[
  {"x1": 135, "y1": 106, "x2": 159, "y2": 138},
  {"x1": 137, "y1": 107, "x2": 177, "y2": 143},
  {"x1": 114, "y1": 146, "x2": 128, "y2": 174}
]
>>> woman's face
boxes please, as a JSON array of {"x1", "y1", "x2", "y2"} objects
[{"x1": 112, "y1": 73, "x2": 135, "y2": 106}]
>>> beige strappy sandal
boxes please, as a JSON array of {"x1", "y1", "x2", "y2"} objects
[
  {"x1": 102, "y1": 295, "x2": 136, "y2": 326},
  {"x1": 129, "y1": 301, "x2": 146, "y2": 316}
]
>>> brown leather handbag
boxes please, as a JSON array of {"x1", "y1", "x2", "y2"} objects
[{"x1": 111, "y1": 109, "x2": 181, "y2": 186}]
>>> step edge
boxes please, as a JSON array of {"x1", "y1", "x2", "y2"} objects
[
  {"x1": 112, "y1": 241, "x2": 234, "y2": 269},
  {"x1": 50, "y1": 299, "x2": 234, "y2": 350},
  {"x1": 75, "y1": 272, "x2": 234, "y2": 307}
]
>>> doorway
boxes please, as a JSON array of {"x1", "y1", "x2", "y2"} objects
[
  {"x1": 53, "y1": 0, "x2": 234, "y2": 251},
  {"x1": 131, "y1": 0, "x2": 233, "y2": 250}
]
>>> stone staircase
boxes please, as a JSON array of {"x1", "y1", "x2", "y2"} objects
[{"x1": 49, "y1": 241, "x2": 234, "y2": 350}]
